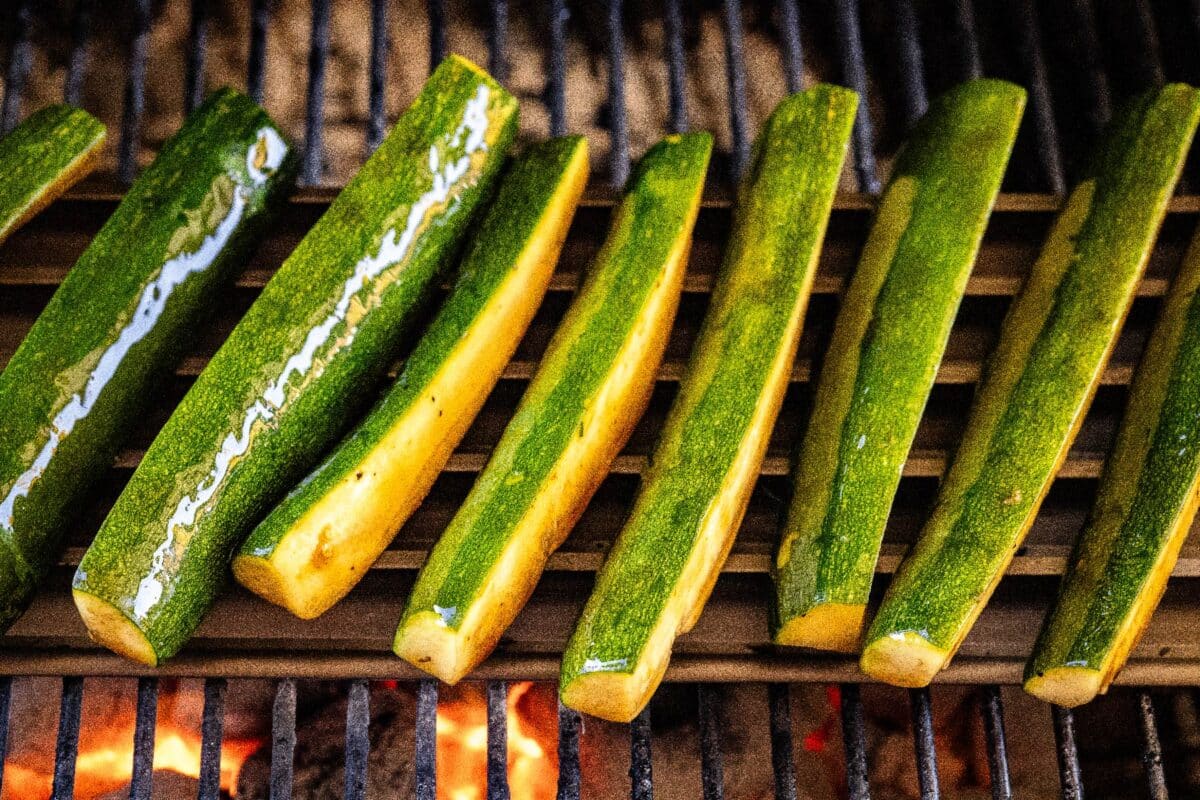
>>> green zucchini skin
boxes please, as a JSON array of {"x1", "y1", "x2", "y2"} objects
[
  {"x1": 0, "y1": 89, "x2": 296, "y2": 630},
  {"x1": 861, "y1": 84, "x2": 1200, "y2": 686},
  {"x1": 560, "y1": 86, "x2": 857, "y2": 718},
  {"x1": 0, "y1": 104, "x2": 106, "y2": 245},
  {"x1": 1025, "y1": 221, "x2": 1200, "y2": 703},
  {"x1": 73, "y1": 55, "x2": 518, "y2": 664},
  {"x1": 771, "y1": 80, "x2": 1025, "y2": 650}
]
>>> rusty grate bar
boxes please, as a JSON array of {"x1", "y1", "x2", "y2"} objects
[
  {"x1": 885, "y1": 0, "x2": 927, "y2": 132},
  {"x1": 271, "y1": 677, "x2": 298, "y2": 800},
  {"x1": 128, "y1": 676, "x2": 158, "y2": 800},
  {"x1": 722, "y1": 0, "x2": 751, "y2": 181},
  {"x1": 830, "y1": 0, "x2": 880, "y2": 193},
  {"x1": 776, "y1": 0, "x2": 804, "y2": 94},
  {"x1": 197, "y1": 677, "x2": 227, "y2": 800},
  {"x1": 630, "y1": 706, "x2": 653, "y2": 800},
  {"x1": 366, "y1": 0, "x2": 389, "y2": 154},
  {"x1": 1138, "y1": 691, "x2": 1169, "y2": 800},
  {"x1": 910, "y1": 687, "x2": 941, "y2": 800},
  {"x1": 50, "y1": 677, "x2": 83, "y2": 800},
  {"x1": 840, "y1": 683, "x2": 871, "y2": 800},
  {"x1": 416, "y1": 679, "x2": 438, "y2": 800},
  {"x1": 488, "y1": 680, "x2": 511, "y2": 800},
  {"x1": 302, "y1": 0, "x2": 331, "y2": 186},
  {"x1": 698, "y1": 685, "x2": 726, "y2": 800},
  {"x1": 345, "y1": 679, "x2": 371, "y2": 800},
  {"x1": 981, "y1": 686, "x2": 1012, "y2": 800},
  {"x1": 1, "y1": 0, "x2": 32, "y2": 134},
  {"x1": 556, "y1": 700, "x2": 582, "y2": 800},
  {"x1": 247, "y1": 0, "x2": 269, "y2": 104},
  {"x1": 663, "y1": 0, "x2": 688, "y2": 134},
  {"x1": 1052, "y1": 704, "x2": 1084, "y2": 800},
  {"x1": 185, "y1": 0, "x2": 209, "y2": 114},
  {"x1": 605, "y1": 0, "x2": 630, "y2": 188},
  {"x1": 117, "y1": 0, "x2": 150, "y2": 184}
]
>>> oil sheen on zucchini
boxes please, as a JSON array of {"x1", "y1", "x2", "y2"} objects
[
  {"x1": 861, "y1": 84, "x2": 1200, "y2": 689},
  {"x1": 771, "y1": 80, "x2": 1025, "y2": 652},
  {"x1": 73, "y1": 55, "x2": 518, "y2": 666},
  {"x1": 0, "y1": 104, "x2": 106, "y2": 245},
  {"x1": 1025, "y1": 224, "x2": 1200, "y2": 707},
  {"x1": 560, "y1": 86, "x2": 858, "y2": 723},
  {"x1": 0, "y1": 89, "x2": 295, "y2": 631},
  {"x1": 234, "y1": 136, "x2": 589, "y2": 620},
  {"x1": 394, "y1": 132, "x2": 712, "y2": 684}
]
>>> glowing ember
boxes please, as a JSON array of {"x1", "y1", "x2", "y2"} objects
[{"x1": 436, "y1": 682, "x2": 557, "y2": 800}]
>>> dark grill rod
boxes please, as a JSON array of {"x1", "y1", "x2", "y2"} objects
[
  {"x1": 546, "y1": 0, "x2": 568, "y2": 136},
  {"x1": 698, "y1": 685, "x2": 726, "y2": 800},
  {"x1": 415, "y1": 680, "x2": 438, "y2": 800},
  {"x1": 197, "y1": 677, "x2": 227, "y2": 800},
  {"x1": 630, "y1": 706, "x2": 653, "y2": 800},
  {"x1": 722, "y1": 0, "x2": 751, "y2": 181},
  {"x1": 428, "y1": 0, "x2": 448, "y2": 74},
  {"x1": 663, "y1": 0, "x2": 689, "y2": 134},
  {"x1": 777, "y1": 0, "x2": 805, "y2": 94},
  {"x1": 1138, "y1": 692, "x2": 1169, "y2": 800},
  {"x1": 271, "y1": 678, "x2": 297, "y2": 800},
  {"x1": 1011, "y1": 0, "x2": 1065, "y2": 194},
  {"x1": 605, "y1": 0, "x2": 631, "y2": 188},
  {"x1": 0, "y1": 677, "x2": 11, "y2": 795},
  {"x1": 302, "y1": 0, "x2": 332, "y2": 186},
  {"x1": 885, "y1": 0, "x2": 927, "y2": 131},
  {"x1": 980, "y1": 686, "x2": 1012, "y2": 800},
  {"x1": 830, "y1": 0, "x2": 881, "y2": 193},
  {"x1": 909, "y1": 688, "x2": 940, "y2": 800},
  {"x1": 63, "y1": 0, "x2": 92, "y2": 106},
  {"x1": 128, "y1": 677, "x2": 158, "y2": 800},
  {"x1": 49, "y1": 676, "x2": 83, "y2": 800},
  {"x1": 117, "y1": 0, "x2": 151, "y2": 184},
  {"x1": 490, "y1": 0, "x2": 510, "y2": 84},
  {"x1": 247, "y1": 0, "x2": 269, "y2": 104},
  {"x1": 185, "y1": 0, "x2": 209, "y2": 114},
  {"x1": 1123, "y1": 0, "x2": 1166, "y2": 93},
  {"x1": 556, "y1": 701, "x2": 582, "y2": 800},
  {"x1": 344, "y1": 679, "x2": 370, "y2": 800},
  {"x1": 767, "y1": 684, "x2": 797, "y2": 800},
  {"x1": 1052, "y1": 705, "x2": 1084, "y2": 800},
  {"x1": 839, "y1": 684, "x2": 871, "y2": 800},
  {"x1": 1060, "y1": 0, "x2": 1112, "y2": 167},
  {"x1": 951, "y1": 0, "x2": 983, "y2": 80},
  {"x1": 1, "y1": 0, "x2": 32, "y2": 134},
  {"x1": 366, "y1": 0, "x2": 388, "y2": 154},
  {"x1": 487, "y1": 680, "x2": 511, "y2": 800}
]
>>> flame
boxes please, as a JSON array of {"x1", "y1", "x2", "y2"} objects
[{"x1": 435, "y1": 682, "x2": 557, "y2": 800}]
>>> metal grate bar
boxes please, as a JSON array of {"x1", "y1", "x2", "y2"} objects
[
  {"x1": 302, "y1": 0, "x2": 331, "y2": 186},
  {"x1": 830, "y1": 0, "x2": 880, "y2": 193},
  {"x1": 345, "y1": 679, "x2": 370, "y2": 800},
  {"x1": 951, "y1": 0, "x2": 983, "y2": 80},
  {"x1": 428, "y1": 0, "x2": 448, "y2": 73},
  {"x1": 885, "y1": 0, "x2": 927, "y2": 132},
  {"x1": 117, "y1": 0, "x2": 151, "y2": 184},
  {"x1": 50, "y1": 677, "x2": 83, "y2": 800},
  {"x1": 698, "y1": 685, "x2": 726, "y2": 800},
  {"x1": 605, "y1": 0, "x2": 630, "y2": 188},
  {"x1": 416, "y1": 680, "x2": 438, "y2": 800},
  {"x1": 1138, "y1": 692, "x2": 1169, "y2": 800},
  {"x1": 663, "y1": 0, "x2": 689, "y2": 134},
  {"x1": 184, "y1": 0, "x2": 209, "y2": 114},
  {"x1": 0, "y1": 677, "x2": 11, "y2": 796},
  {"x1": 556, "y1": 701, "x2": 582, "y2": 800},
  {"x1": 1059, "y1": 0, "x2": 1112, "y2": 163},
  {"x1": 547, "y1": 0, "x2": 568, "y2": 136},
  {"x1": 487, "y1": 680, "x2": 510, "y2": 800},
  {"x1": 63, "y1": 0, "x2": 92, "y2": 106},
  {"x1": 247, "y1": 0, "x2": 269, "y2": 104},
  {"x1": 839, "y1": 684, "x2": 871, "y2": 800},
  {"x1": 1052, "y1": 705, "x2": 1084, "y2": 800},
  {"x1": 197, "y1": 678, "x2": 227, "y2": 800},
  {"x1": 271, "y1": 678, "x2": 297, "y2": 800},
  {"x1": 777, "y1": 0, "x2": 804, "y2": 95},
  {"x1": 2, "y1": 0, "x2": 32, "y2": 134},
  {"x1": 981, "y1": 686, "x2": 1012, "y2": 800},
  {"x1": 490, "y1": 0, "x2": 510, "y2": 84},
  {"x1": 767, "y1": 684, "x2": 796, "y2": 800},
  {"x1": 909, "y1": 688, "x2": 941, "y2": 800},
  {"x1": 1124, "y1": 0, "x2": 1166, "y2": 92},
  {"x1": 722, "y1": 0, "x2": 751, "y2": 181},
  {"x1": 366, "y1": 0, "x2": 388, "y2": 154},
  {"x1": 1011, "y1": 0, "x2": 1065, "y2": 193},
  {"x1": 128, "y1": 677, "x2": 158, "y2": 800},
  {"x1": 630, "y1": 706, "x2": 653, "y2": 800}
]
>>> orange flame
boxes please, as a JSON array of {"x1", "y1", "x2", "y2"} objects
[{"x1": 435, "y1": 682, "x2": 557, "y2": 800}]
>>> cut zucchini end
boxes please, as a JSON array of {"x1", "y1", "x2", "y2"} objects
[
  {"x1": 1023, "y1": 668, "x2": 1103, "y2": 708},
  {"x1": 72, "y1": 589, "x2": 158, "y2": 667},
  {"x1": 859, "y1": 631, "x2": 947, "y2": 688},
  {"x1": 393, "y1": 612, "x2": 475, "y2": 685},
  {"x1": 232, "y1": 553, "x2": 326, "y2": 621},
  {"x1": 773, "y1": 604, "x2": 866, "y2": 653},
  {"x1": 560, "y1": 671, "x2": 652, "y2": 724}
]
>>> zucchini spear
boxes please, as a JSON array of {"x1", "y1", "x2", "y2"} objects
[
  {"x1": 560, "y1": 86, "x2": 857, "y2": 722},
  {"x1": 1025, "y1": 223, "x2": 1200, "y2": 707},
  {"x1": 235, "y1": 136, "x2": 589, "y2": 619},
  {"x1": 394, "y1": 132, "x2": 712, "y2": 684},
  {"x1": 73, "y1": 56, "x2": 517, "y2": 666},
  {"x1": 861, "y1": 84, "x2": 1200, "y2": 689},
  {"x1": 0, "y1": 105, "x2": 105, "y2": 245},
  {"x1": 772, "y1": 79, "x2": 1025, "y2": 652}
]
